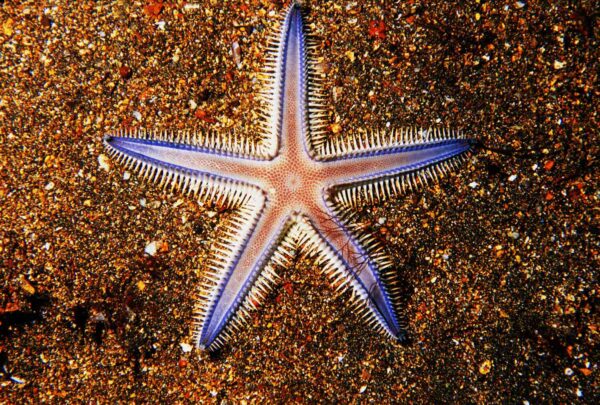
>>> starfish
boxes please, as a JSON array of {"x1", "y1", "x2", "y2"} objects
[{"x1": 104, "y1": 2, "x2": 473, "y2": 350}]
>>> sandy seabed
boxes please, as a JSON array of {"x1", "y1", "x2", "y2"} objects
[{"x1": 0, "y1": 1, "x2": 597, "y2": 402}]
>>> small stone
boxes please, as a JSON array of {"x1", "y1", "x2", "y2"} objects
[
  {"x1": 359, "y1": 385, "x2": 367, "y2": 394},
  {"x1": 184, "y1": 3, "x2": 200, "y2": 12},
  {"x1": 469, "y1": 181, "x2": 479, "y2": 189},
  {"x1": 508, "y1": 174, "x2": 518, "y2": 182},
  {"x1": 553, "y1": 60, "x2": 566, "y2": 70},
  {"x1": 40, "y1": 15, "x2": 52, "y2": 28},
  {"x1": 172, "y1": 48, "x2": 181, "y2": 63},
  {"x1": 2, "y1": 18, "x2": 14, "y2": 36},
  {"x1": 479, "y1": 359, "x2": 492, "y2": 375},
  {"x1": 508, "y1": 231, "x2": 520, "y2": 240},
  {"x1": 98, "y1": 154, "x2": 111, "y2": 171},
  {"x1": 368, "y1": 20, "x2": 386, "y2": 39},
  {"x1": 565, "y1": 367, "x2": 574, "y2": 376},
  {"x1": 45, "y1": 181, "x2": 54, "y2": 191},
  {"x1": 194, "y1": 109, "x2": 216, "y2": 123},
  {"x1": 20, "y1": 276, "x2": 36, "y2": 295},
  {"x1": 144, "y1": 2, "x2": 164, "y2": 18},
  {"x1": 119, "y1": 65, "x2": 132, "y2": 80},
  {"x1": 132, "y1": 111, "x2": 142, "y2": 121},
  {"x1": 232, "y1": 41, "x2": 242, "y2": 68},
  {"x1": 180, "y1": 342, "x2": 193, "y2": 353},
  {"x1": 123, "y1": 171, "x2": 131, "y2": 181},
  {"x1": 145, "y1": 241, "x2": 159, "y2": 256}
]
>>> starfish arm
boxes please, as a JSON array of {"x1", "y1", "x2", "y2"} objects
[
  {"x1": 254, "y1": 2, "x2": 303, "y2": 158},
  {"x1": 103, "y1": 128, "x2": 293, "y2": 351},
  {"x1": 104, "y1": 129, "x2": 278, "y2": 187},
  {"x1": 327, "y1": 139, "x2": 473, "y2": 210},
  {"x1": 321, "y1": 132, "x2": 473, "y2": 186},
  {"x1": 304, "y1": 205, "x2": 404, "y2": 339},
  {"x1": 314, "y1": 128, "x2": 474, "y2": 208},
  {"x1": 194, "y1": 202, "x2": 292, "y2": 350}
]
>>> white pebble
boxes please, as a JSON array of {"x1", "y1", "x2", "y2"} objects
[
  {"x1": 45, "y1": 181, "x2": 54, "y2": 191},
  {"x1": 145, "y1": 241, "x2": 159, "y2": 256},
  {"x1": 359, "y1": 385, "x2": 367, "y2": 394},
  {"x1": 469, "y1": 181, "x2": 479, "y2": 189},
  {"x1": 508, "y1": 174, "x2": 517, "y2": 182},
  {"x1": 180, "y1": 342, "x2": 193, "y2": 353},
  {"x1": 132, "y1": 111, "x2": 142, "y2": 121},
  {"x1": 172, "y1": 47, "x2": 181, "y2": 63},
  {"x1": 98, "y1": 154, "x2": 111, "y2": 171},
  {"x1": 123, "y1": 171, "x2": 131, "y2": 181},
  {"x1": 564, "y1": 367, "x2": 573, "y2": 376},
  {"x1": 553, "y1": 60, "x2": 566, "y2": 70}
]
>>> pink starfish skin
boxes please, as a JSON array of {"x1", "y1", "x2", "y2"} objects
[{"x1": 104, "y1": 2, "x2": 473, "y2": 350}]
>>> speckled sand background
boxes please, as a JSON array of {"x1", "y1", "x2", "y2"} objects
[{"x1": 0, "y1": 0, "x2": 598, "y2": 402}]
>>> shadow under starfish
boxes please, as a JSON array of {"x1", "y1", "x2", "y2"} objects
[{"x1": 104, "y1": 1, "x2": 475, "y2": 350}]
